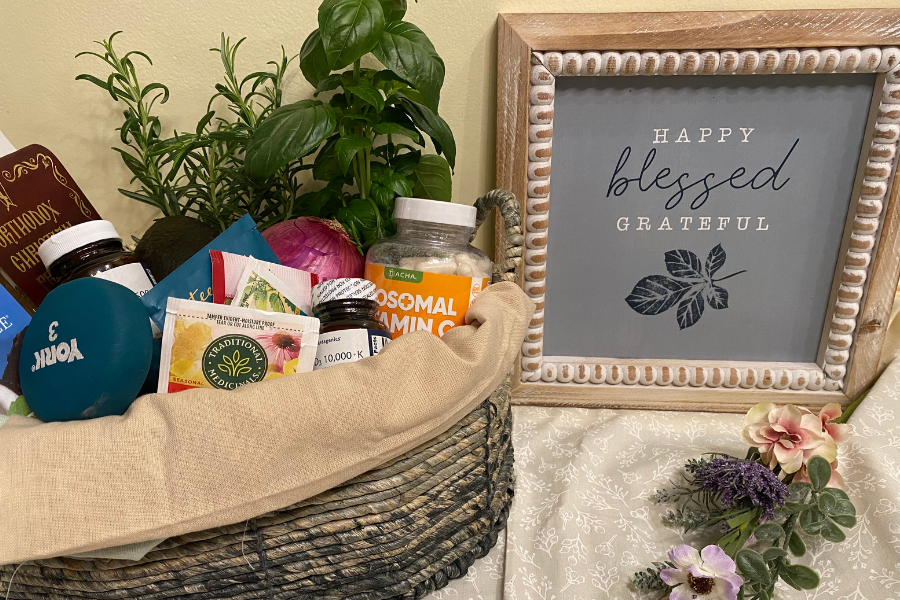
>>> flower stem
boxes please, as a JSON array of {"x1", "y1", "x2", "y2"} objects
[
  {"x1": 835, "y1": 385, "x2": 871, "y2": 424},
  {"x1": 712, "y1": 270, "x2": 748, "y2": 283}
]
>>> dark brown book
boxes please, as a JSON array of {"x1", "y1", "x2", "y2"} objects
[{"x1": 0, "y1": 145, "x2": 99, "y2": 306}]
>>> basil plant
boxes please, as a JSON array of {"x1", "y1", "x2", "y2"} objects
[{"x1": 245, "y1": 0, "x2": 456, "y2": 251}]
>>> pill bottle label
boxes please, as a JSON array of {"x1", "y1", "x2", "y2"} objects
[
  {"x1": 94, "y1": 263, "x2": 161, "y2": 338},
  {"x1": 314, "y1": 329, "x2": 391, "y2": 370},
  {"x1": 364, "y1": 264, "x2": 489, "y2": 339}
]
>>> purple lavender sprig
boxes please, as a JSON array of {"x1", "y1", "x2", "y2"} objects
[{"x1": 691, "y1": 456, "x2": 789, "y2": 520}]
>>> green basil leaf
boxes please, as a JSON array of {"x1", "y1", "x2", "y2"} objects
[
  {"x1": 787, "y1": 482, "x2": 812, "y2": 503},
  {"x1": 313, "y1": 135, "x2": 343, "y2": 181},
  {"x1": 413, "y1": 154, "x2": 452, "y2": 202},
  {"x1": 315, "y1": 73, "x2": 346, "y2": 95},
  {"x1": 781, "y1": 564, "x2": 820, "y2": 590},
  {"x1": 762, "y1": 547, "x2": 788, "y2": 562},
  {"x1": 335, "y1": 134, "x2": 373, "y2": 175},
  {"x1": 318, "y1": 0, "x2": 385, "y2": 70},
  {"x1": 373, "y1": 121, "x2": 422, "y2": 144},
  {"x1": 300, "y1": 29, "x2": 331, "y2": 87},
  {"x1": 788, "y1": 531, "x2": 806, "y2": 557},
  {"x1": 297, "y1": 183, "x2": 343, "y2": 217},
  {"x1": 753, "y1": 522, "x2": 785, "y2": 543},
  {"x1": 384, "y1": 171, "x2": 414, "y2": 197},
  {"x1": 820, "y1": 520, "x2": 846, "y2": 543},
  {"x1": 806, "y1": 456, "x2": 832, "y2": 491},
  {"x1": 372, "y1": 22, "x2": 444, "y2": 111},
  {"x1": 380, "y1": 0, "x2": 406, "y2": 21},
  {"x1": 347, "y1": 83, "x2": 385, "y2": 112},
  {"x1": 7, "y1": 396, "x2": 32, "y2": 417},
  {"x1": 736, "y1": 549, "x2": 771, "y2": 584},
  {"x1": 392, "y1": 150, "x2": 421, "y2": 176},
  {"x1": 246, "y1": 99, "x2": 336, "y2": 179},
  {"x1": 398, "y1": 95, "x2": 455, "y2": 169}
]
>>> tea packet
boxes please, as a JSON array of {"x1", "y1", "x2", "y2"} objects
[
  {"x1": 233, "y1": 259, "x2": 310, "y2": 316},
  {"x1": 158, "y1": 298, "x2": 319, "y2": 394},
  {"x1": 210, "y1": 251, "x2": 317, "y2": 310},
  {"x1": 142, "y1": 215, "x2": 279, "y2": 331}
]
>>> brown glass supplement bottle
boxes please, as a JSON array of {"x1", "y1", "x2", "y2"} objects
[
  {"x1": 38, "y1": 220, "x2": 159, "y2": 336},
  {"x1": 311, "y1": 278, "x2": 390, "y2": 371}
]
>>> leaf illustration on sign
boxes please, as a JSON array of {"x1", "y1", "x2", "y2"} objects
[{"x1": 626, "y1": 244, "x2": 746, "y2": 329}]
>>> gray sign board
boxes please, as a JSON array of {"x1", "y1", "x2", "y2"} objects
[{"x1": 543, "y1": 73, "x2": 875, "y2": 362}]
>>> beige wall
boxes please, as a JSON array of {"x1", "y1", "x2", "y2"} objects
[{"x1": 1, "y1": 0, "x2": 895, "y2": 252}]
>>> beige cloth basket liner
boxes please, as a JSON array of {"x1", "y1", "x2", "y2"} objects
[{"x1": 0, "y1": 282, "x2": 533, "y2": 565}]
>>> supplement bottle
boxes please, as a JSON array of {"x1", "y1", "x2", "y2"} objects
[
  {"x1": 365, "y1": 197, "x2": 492, "y2": 339},
  {"x1": 38, "y1": 220, "x2": 159, "y2": 336},
  {"x1": 312, "y1": 278, "x2": 390, "y2": 370}
]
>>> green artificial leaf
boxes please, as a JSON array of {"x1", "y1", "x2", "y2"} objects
[
  {"x1": 817, "y1": 490, "x2": 837, "y2": 514},
  {"x1": 318, "y1": 0, "x2": 385, "y2": 70},
  {"x1": 762, "y1": 548, "x2": 788, "y2": 562},
  {"x1": 380, "y1": 0, "x2": 406, "y2": 21},
  {"x1": 300, "y1": 29, "x2": 331, "y2": 87},
  {"x1": 788, "y1": 531, "x2": 806, "y2": 557},
  {"x1": 820, "y1": 520, "x2": 847, "y2": 543},
  {"x1": 413, "y1": 154, "x2": 452, "y2": 202},
  {"x1": 753, "y1": 522, "x2": 785, "y2": 543},
  {"x1": 7, "y1": 396, "x2": 31, "y2": 417},
  {"x1": 246, "y1": 99, "x2": 336, "y2": 179},
  {"x1": 806, "y1": 456, "x2": 832, "y2": 491},
  {"x1": 825, "y1": 488, "x2": 850, "y2": 502},
  {"x1": 787, "y1": 482, "x2": 812, "y2": 503},
  {"x1": 736, "y1": 549, "x2": 771, "y2": 584},
  {"x1": 829, "y1": 500, "x2": 857, "y2": 528},
  {"x1": 373, "y1": 21, "x2": 444, "y2": 111},
  {"x1": 347, "y1": 83, "x2": 385, "y2": 112},
  {"x1": 780, "y1": 564, "x2": 820, "y2": 590},
  {"x1": 726, "y1": 510, "x2": 759, "y2": 529},
  {"x1": 398, "y1": 95, "x2": 455, "y2": 168},
  {"x1": 335, "y1": 134, "x2": 373, "y2": 174},
  {"x1": 800, "y1": 507, "x2": 826, "y2": 535}
]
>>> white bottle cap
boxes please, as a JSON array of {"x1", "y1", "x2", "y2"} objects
[
  {"x1": 38, "y1": 220, "x2": 121, "y2": 268},
  {"x1": 394, "y1": 197, "x2": 476, "y2": 228},
  {"x1": 311, "y1": 278, "x2": 376, "y2": 307}
]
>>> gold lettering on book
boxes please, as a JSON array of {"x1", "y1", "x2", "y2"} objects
[{"x1": 1, "y1": 153, "x2": 93, "y2": 218}]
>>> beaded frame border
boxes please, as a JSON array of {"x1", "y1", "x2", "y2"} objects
[{"x1": 517, "y1": 46, "x2": 900, "y2": 403}]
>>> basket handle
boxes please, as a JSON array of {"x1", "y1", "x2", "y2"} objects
[{"x1": 471, "y1": 189, "x2": 524, "y2": 283}]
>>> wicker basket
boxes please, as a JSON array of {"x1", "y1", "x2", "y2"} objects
[{"x1": 0, "y1": 190, "x2": 524, "y2": 600}]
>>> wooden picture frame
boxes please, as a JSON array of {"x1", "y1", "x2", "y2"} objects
[{"x1": 496, "y1": 9, "x2": 900, "y2": 412}]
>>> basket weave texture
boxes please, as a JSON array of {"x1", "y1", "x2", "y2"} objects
[
  {"x1": 1, "y1": 190, "x2": 525, "y2": 600},
  {"x1": 2, "y1": 377, "x2": 513, "y2": 600}
]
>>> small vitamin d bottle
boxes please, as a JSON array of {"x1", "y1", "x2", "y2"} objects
[
  {"x1": 311, "y1": 278, "x2": 391, "y2": 370},
  {"x1": 38, "y1": 220, "x2": 159, "y2": 336}
]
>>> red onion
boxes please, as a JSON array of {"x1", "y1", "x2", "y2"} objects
[{"x1": 263, "y1": 217, "x2": 364, "y2": 281}]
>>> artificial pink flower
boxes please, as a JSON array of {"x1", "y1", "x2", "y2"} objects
[
  {"x1": 742, "y1": 403, "x2": 835, "y2": 474},
  {"x1": 256, "y1": 332, "x2": 302, "y2": 373},
  {"x1": 660, "y1": 545, "x2": 743, "y2": 600},
  {"x1": 793, "y1": 458, "x2": 847, "y2": 490},
  {"x1": 804, "y1": 403, "x2": 853, "y2": 444}
]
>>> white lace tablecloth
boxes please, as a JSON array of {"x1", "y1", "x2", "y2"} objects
[{"x1": 435, "y1": 360, "x2": 900, "y2": 600}]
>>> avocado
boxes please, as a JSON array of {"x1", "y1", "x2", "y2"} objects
[{"x1": 135, "y1": 216, "x2": 219, "y2": 282}]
